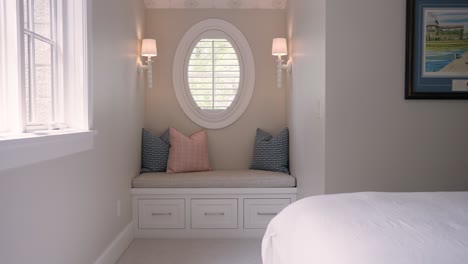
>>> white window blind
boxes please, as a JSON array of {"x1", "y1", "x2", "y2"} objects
[{"x1": 188, "y1": 39, "x2": 240, "y2": 111}]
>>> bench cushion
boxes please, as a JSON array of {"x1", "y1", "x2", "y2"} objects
[{"x1": 132, "y1": 170, "x2": 296, "y2": 188}]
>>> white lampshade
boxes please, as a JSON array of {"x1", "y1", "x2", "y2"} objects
[
  {"x1": 142, "y1": 39, "x2": 157, "y2": 57},
  {"x1": 272, "y1": 38, "x2": 288, "y2": 57}
]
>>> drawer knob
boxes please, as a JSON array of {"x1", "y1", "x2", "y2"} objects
[
  {"x1": 152, "y1": 212, "x2": 172, "y2": 216},
  {"x1": 257, "y1": 212, "x2": 278, "y2": 216},
  {"x1": 204, "y1": 212, "x2": 225, "y2": 216}
]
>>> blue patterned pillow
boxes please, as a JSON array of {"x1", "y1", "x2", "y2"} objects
[
  {"x1": 141, "y1": 129, "x2": 170, "y2": 173},
  {"x1": 250, "y1": 128, "x2": 289, "y2": 174}
]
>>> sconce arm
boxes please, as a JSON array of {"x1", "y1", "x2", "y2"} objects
[
  {"x1": 138, "y1": 58, "x2": 154, "y2": 89},
  {"x1": 138, "y1": 58, "x2": 154, "y2": 72},
  {"x1": 276, "y1": 58, "x2": 292, "y2": 88},
  {"x1": 281, "y1": 60, "x2": 292, "y2": 73}
]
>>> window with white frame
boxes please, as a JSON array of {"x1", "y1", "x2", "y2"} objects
[
  {"x1": 173, "y1": 19, "x2": 255, "y2": 130},
  {"x1": 0, "y1": 0, "x2": 90, "y2": 135},
  {"x1": 0, "y1": 0, "x2": 7, "y2": 133}
]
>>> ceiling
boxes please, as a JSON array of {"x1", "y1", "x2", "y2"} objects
[{"x1": 144, "y1": 0, "x2": 288, "y2": 9}]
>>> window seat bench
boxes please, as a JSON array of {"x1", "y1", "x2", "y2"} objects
[
  {"x1": 131, "y1": 170, "x2": 297, "y2": 238},
  {"x1": 132, "y1": 169, "x2": 296, "y2": 188}
]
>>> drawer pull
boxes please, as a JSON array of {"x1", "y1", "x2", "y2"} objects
[
  {"x1": 204, "y1": 212, "x2": 225, "y2": 216},
  {"x1": 152, "y1": 212, "x2": 172, "y2": 216},
  {"x1": 257, "y1": 212, "x2": 278, "y2": 216}
]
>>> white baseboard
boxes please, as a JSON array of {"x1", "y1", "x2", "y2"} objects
[{"x1": 94, "y1": 221, "x2": 134, "y2": 264}]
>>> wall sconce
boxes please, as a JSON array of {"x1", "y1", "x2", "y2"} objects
[
  {"x1": 138, "y1": 39, "x2": 158, "y2": 89},
  {"x1": 272, "y1": 38, "x2": 291, "y2": 89}
]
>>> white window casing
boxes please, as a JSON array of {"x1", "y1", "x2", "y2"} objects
[
  {"x1": 0, "y1": 0, "x2": 4, "y2": 133},
  {"x1": 0, "y1": 0, "x2": 95, "y2": 171},
  {"x1": 1, "y1": 0, "x2": 23, "y2": 134},
  {"x1": 63, "y1": 0, "x2": 92, "y2": 130},
  {"x1": 173, "y1": 19, "x2": 255, "y2": 129}
]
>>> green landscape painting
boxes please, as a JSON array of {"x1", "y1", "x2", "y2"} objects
[{"x1": 424, "y1": 9, "x2": 468, "y2": 76}]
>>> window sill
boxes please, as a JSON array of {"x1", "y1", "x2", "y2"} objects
[{"x1": 0, "y1": 129, "x2": 98, "y2": 171}]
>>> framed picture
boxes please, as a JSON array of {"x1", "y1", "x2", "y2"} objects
[{"x1": 406, "y1": 0, "x2": 468, "y2": 99}]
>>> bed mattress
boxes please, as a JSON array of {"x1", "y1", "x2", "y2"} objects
[{"x1": 262, "y1": 192, "x2": 468, "y2": 264}]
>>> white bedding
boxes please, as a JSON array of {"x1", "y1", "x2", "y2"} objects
[{"x1": 262, "y1": 192, "x2": 468, "y2": 264}]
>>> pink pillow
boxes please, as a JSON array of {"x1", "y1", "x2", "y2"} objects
[{"x1": 167, "y1": 127, "x2": 211, "y2": 174}]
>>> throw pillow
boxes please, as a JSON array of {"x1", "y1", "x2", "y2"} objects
[
  {"x1": 167, "y1": 127, "x2": 211, "y2": 174},
  {"x1": 141, "y1": 129, "x2": 170, "y2": 173},
  {"x1": 250, "y1": 128, "x2": 289, "y2": 174}
]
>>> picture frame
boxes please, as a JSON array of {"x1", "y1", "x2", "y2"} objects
[{"x1": 405, "y1": 0, "x2": 468, "y2": 99}]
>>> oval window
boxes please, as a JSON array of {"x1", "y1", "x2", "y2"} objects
[
  {"x1": 173, "y1": 19, "x2": 255, "y2": 129},
  {"x1": 188, "y1": 36, "x2": 240, "y2": 111}
]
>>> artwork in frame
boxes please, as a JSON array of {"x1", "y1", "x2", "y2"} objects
[{"x1": 406, "y1": 0, "x2": 468, "y2": 99}]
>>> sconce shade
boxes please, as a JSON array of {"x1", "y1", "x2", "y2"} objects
[
  {"x1": 272, "y1": 38, "x2": 288, "y2": 56},
  {"x1": 142, "y1": 39, "x2": 157, "y2": 57}
]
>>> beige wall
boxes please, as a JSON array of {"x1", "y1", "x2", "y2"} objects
[
  {"x1": 144, "y1": 9, "x2": 287, "y2": 170},
  {"x1": 324, "y1": 0, "x2": 468, "y2": 193},
  {"x1": 287, "y1": 0, "x2": 468, "y2": 196},
  {"x1": 286, "y1": 0, "x2": 326, "y2": 198},
  {"x1": 0, "y1": 0, "x2": 145, "y2": 263}
]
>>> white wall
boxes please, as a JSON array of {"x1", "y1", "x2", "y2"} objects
[
  {"x1": 286, "y1": 0, "x2": 326, "y2": 197},
  {"x1": 286, "y1": 0, "x2": 468, "y2": 196},
  {"x1": 325, "y1": 0, "x2": 468, "y2": 193},
  {"x1": 0, "y1": 0, "x2": 145, "y2": 263}
]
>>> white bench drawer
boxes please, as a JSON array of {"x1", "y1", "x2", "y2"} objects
[
  {"x1": 138, "y1": 199, "x2": 185, "y2": 229},
  {"x1": 191, "y1": 199, "x2": 238, "y2": 229},
  {"x1": 244, "y1": 199, "x2": 290, "y2": 229}
]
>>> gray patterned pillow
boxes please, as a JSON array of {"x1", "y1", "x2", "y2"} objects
[
  {"x1": 250, "y1": 128, "x2": 289, "y2": 174},
  {"x1": 141, "y1": 129, "x2": 170, "y2": 173}
]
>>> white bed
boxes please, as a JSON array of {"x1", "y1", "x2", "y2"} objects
[{"x1": 262, "y1": 192, "x2": 468, "y2": 264}]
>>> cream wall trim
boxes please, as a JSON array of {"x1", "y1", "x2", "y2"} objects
[
  {"x1": 93, "y1": 221, "x2": 134, "y2": 264},
  {"x1": 144, "y1": 0, "x2": 287, "y2": 9},
  {"x1": 286, "y1": 0, "x2": 326, "y2": 197}
]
